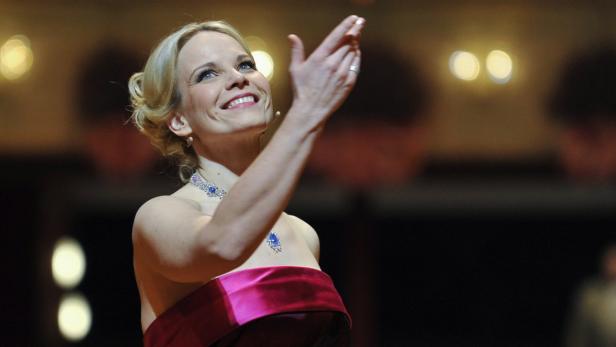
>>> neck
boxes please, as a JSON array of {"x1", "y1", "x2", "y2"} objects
[
  {"x1": 194, "y1": 131, "x2": 263, "y2": 191},
  {"x1": 196, "y1": 156, "x2": 240, "y2": 192}
]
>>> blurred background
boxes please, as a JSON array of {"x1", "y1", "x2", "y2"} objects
[{"x1": 1, "y1": 0, "x2": 616, "y2": 346}]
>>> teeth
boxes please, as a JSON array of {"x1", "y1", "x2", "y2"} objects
[{"x1": 227, "y1": 96, "x2": 255, "y2": 108}]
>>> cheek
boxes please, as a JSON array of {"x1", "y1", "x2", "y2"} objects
[
  {"x1": 254, "y1": 76, "x2": 272, "y2": 102},
  {"x1": 261, "y1": 79, "x2": 272, "y2": 97},
  {"x1": 188, "y1": 86, "x2": 220, "y2": 113}
]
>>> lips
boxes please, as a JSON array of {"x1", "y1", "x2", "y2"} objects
[{"x1": 222, "y1": 93, "x2": 259, "y2": 110}]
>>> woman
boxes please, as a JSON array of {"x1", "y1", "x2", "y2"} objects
[{"x1": 130, "y1": 15, "x2": 364, "y2": 346}]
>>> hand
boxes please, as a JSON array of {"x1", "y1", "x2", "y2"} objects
[{"x1": 287, "y1": 15, "x2": 365, "y2": 129}]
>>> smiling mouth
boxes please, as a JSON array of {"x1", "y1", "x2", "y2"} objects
[{"x1": 222, "y1": 94, "x2": 259, "y2": 110}]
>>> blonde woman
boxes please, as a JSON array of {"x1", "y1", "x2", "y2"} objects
[{"x1": 130, "y1": 15, "x2": 364, "y2": 346}]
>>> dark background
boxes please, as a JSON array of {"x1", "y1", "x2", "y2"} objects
[{"x1": 2, "y1": 0, "x2": 616, "y2": 346}]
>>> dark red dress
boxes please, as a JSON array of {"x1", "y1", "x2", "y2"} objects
[{"x1": 143, "y1": 266, "x2": 351, "y2": 347}]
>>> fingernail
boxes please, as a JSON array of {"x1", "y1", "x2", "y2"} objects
[{"x1": 355, "y1": 18, "x2": 365, "y2": 25}]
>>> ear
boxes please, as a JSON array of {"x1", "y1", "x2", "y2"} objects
[{"x1": 167, "y1": 112, "x2": 192, "y2": 137}]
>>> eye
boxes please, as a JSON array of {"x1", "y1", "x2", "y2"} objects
[
  {"x1": 196, "y1": 69, "x2": 217, "y2": 83},
  {"x1": 238, "y1": 60, "x2": 256, "y2": 72}
]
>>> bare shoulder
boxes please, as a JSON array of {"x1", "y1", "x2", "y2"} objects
[
  {"x1": 132, "y1": 194, "x2": 218, "y2": 282},
  {"x1": 136, "y1": 194, "x2": 199, "y2": 216},
  {"x1": 132, "y1": 194, "x2": 208, "y2": 259},
  {"x1": 285, "y1": 214, "x2": 315, "y2": 231},
  {"x1": 133, "y1": 195, "x2": 200, "y2": 236},
  {"x1": 286, "y1": 214, "x2": 320, "y2": 260}
]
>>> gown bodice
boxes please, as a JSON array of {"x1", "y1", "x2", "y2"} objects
[{"x1": 143, "y1": 266, "x2": 351, "y2": 347}]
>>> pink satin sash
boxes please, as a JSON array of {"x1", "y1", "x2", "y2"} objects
[{"x1": 143, "y1": 266, "x2": 351, "y2": 347}]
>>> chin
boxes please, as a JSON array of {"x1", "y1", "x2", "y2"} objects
[
  {"x1": 242, "y1": 108, "x2": 272, "y2": 128},
  {"x1": 234, "y1": 120, "x2": 268, "y2": 136}
]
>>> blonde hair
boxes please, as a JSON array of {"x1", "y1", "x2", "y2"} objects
[{"x1": 128, "y1": 21, "x2": 252, "y2": 182}]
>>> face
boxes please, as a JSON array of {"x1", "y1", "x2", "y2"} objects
[{"x1": 174, "y1": 31, "x2": 273, "y2": 140}]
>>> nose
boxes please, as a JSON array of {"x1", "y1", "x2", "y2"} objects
[{"x1": 225, "y1": 69, "x2": 249, "y2": 90}]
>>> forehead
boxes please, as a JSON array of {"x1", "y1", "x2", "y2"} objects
[{"x1": 177, "y1": 31, "x2": 247, "y2": 74}]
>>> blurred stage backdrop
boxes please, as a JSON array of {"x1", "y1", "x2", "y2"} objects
[{"x1": 1, "y1": 0, "x2": 616, "y2": 346}]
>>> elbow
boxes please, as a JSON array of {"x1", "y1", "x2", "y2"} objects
[
  {"x1": 197, "y1": 220, "x2": 264, "y2": 270},
  {"x1": 198, "y1": 230, "x2": 249, "y2": 267},
  {"x1": 207, "y1": 242, "x2": 245, "y2": 264}
]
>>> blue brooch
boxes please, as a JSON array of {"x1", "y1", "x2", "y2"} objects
[{"x1": 266, "y1": 231, "x2": 282, "y2": 253}]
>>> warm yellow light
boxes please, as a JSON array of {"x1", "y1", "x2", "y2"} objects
[
  {"x1": 449, "y1": 51, "x2": 480, "y2": 81},
  {"x1": 245, "y1": 36, "x2": 267, "y2": 51},
  {"x1": 52, "y1": 237, "x2": 86, "y2": 289},
  {"x1": 0, "y1": 35, "x2": 33, "y2": 80},
  {"x1": 252, "y1": 50, "x2": 274, "y2": 80},
  {"x1": 58, "y1": 293, "x2": 92, "y2": 342},
  {"x1": 486, "y1": 50, "x2": 513, "y2": 83}
]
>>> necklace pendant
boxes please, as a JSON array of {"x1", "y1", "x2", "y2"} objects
[
  {"x1": 266, "y1": 231, "x2": 282, "y2": 253},
  {"x1": 190, "y1": 172, "x2": 227, "y2": 199}
]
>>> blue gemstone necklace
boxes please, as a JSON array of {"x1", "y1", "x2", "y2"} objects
[{"x1": 190, "y1": 171, "x2": 283, "y2": 254}]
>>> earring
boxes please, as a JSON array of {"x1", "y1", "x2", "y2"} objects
[
  {"x1": 185, "y1": 136, "x2": 193, "y2": 147},
  {"x1": 275, "y1": 111, "x2": 281, "y2": 118}
]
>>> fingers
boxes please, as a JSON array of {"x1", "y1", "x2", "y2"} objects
[
  {"x1": 346, "y1": 17, "x2": 365, "y2": 38},
  {"x1": 327, "y1": 44, "x2": 352, "y2": 67},
  {"x1": 341, "y1": 51, "x2": 361, "y2": 86},
  {"x1": 336, "y1": 50, "x2": 356, "y2": 78},
  {"x1": 314, "y1": 15, "x2": 365, "y2": 57},
  {"x1": 288, "y1": 34, "x2": 305, "y2": 69}
]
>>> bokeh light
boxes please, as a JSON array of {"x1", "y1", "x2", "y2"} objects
[
  {"x1": 0, "y1": 35, "x2": 33, "y2": 80},
  {"x1": 486, "y1": 50, "x2": 513, "y2": 84},
  {"x1": 57, "y1": 293, "x2": 92, "y2": 342},
  {"x1": 245, "y1": 36, "x2": 267, "y2": 51},
  {"x1": 449, "y1": 51, "x2": 480, "y2": 81},
  {"x1": 252, "y1": 50, "x2": 274, "y2": 80},
  {"x1": 52, "y1": 237, "x2": 86, "y2": 289}
]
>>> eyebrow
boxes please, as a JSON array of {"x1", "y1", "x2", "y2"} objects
[{"x1": 188, "y1": 54, "x2": 253, "y2": 83}]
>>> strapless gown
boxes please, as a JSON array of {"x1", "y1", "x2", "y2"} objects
[{"x1": 143, "y1": 266, "x2": 351, "y2": 347}]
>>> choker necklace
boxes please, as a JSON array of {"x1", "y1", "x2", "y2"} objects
[{"x1": 190, "y1": 171, "x2": 282, "y2": 254}]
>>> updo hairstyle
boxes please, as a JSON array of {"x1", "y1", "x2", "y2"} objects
[{"x1": 128, "y1": 21, "x2": 252, "y2": 182}]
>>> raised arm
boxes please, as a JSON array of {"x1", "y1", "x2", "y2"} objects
[
  {"x1": 134, "y1": 15, "x2": 365, "y2": 282},
  {"x1": 209, "y1": 15, "x2": 364, "y2": 255}
]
